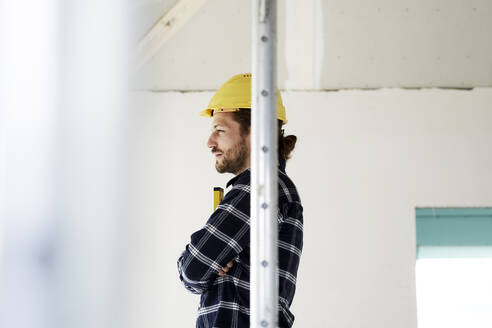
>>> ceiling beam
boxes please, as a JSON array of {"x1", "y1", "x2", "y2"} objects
[{"x1": 136, "y1": 0, "x2": 208, "y2": 70}]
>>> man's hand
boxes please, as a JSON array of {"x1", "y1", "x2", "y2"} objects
[{"x1": 218, "y1": 261, "x2": 234, "y2": 276}]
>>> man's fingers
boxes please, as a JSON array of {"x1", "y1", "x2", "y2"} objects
[{"x1": 218, "y1": 261, "x2": 235, "y2": 276}]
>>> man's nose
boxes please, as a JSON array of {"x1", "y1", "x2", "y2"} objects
[{"x1": 207, "y1": 133, "x2": 216, "y2": 149}]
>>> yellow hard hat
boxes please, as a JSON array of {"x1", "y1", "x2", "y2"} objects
[{"x1": 199, "y1": 73, "x2": 287, "y2": 124}]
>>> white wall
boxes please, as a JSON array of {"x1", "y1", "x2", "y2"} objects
[{"x1": 128, "y1": 88, "x2": 492, "y2": 328}]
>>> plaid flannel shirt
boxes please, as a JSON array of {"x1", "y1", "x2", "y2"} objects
[{"x1": 177, "y1": 159, "x2": 303, "y2": 328}]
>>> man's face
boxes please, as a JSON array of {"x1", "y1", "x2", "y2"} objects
[{"x1": 207, "y1": 112, "x2": 250, "y2": 175}]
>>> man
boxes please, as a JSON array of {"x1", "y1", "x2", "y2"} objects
[{"x1": 177, "y1": 73, "x2": 303, "y2": 328}]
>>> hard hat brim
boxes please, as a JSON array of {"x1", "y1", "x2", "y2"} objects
[
  {"x1": 199, "y1": 108, "x2": 242, "y2": 117},
  {"x1": 200, "y1": 107, "x2": 287, "y2": 124}
]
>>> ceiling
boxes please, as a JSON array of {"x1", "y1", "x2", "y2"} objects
[{"x1": 132, "y1": 0, "x2": 492, "y2": 90}]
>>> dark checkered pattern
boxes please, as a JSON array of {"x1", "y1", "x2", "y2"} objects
[{"x1": 177, "y1": 160, "x2": 303, "y2": 328}]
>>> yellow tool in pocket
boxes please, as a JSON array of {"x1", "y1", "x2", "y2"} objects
[{"x1": 213, "y1": 187, "x2": 224, "y2": 211}]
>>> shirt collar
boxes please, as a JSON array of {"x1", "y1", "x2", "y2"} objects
[
  {"x1": 226, "y1": 168, "x2": 250, "y2": 188},
  {"x1": 279, "y1": 157, "x2": 286, "y2": 172},
  {"x1": 225, "y1": 157, "x2": 287, "y2": 188}
]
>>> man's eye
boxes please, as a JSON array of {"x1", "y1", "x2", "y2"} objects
[{"x1": 217, "y1": 130, "x2": 225, "y2": 133}]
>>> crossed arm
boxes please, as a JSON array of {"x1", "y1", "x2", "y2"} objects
[{"x1": 177, "y1": 185, "x2": 250, "y2": 294}]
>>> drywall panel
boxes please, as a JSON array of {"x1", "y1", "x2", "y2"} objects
[
  {"x1": 319, "y1": 0, "x2": 492, "y2": 89},
  {"x1": 132, "y1": 0, "x2": 252, "y2": 91}
]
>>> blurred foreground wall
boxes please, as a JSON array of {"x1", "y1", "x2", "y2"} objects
[{"x1": 0, "y1": 1, "x2": 131, "y2": 327}]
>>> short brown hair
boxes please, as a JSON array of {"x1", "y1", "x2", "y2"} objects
[{"x1": 231, "y1": 109, "x2": 297, "y2": 160}]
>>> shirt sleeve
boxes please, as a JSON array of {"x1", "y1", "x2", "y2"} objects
[{"x1": 177, "y1": 184, "x2": 251, "y2": 294}]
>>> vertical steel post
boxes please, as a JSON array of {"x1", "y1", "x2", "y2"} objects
[{"x1": 251, "y1": 0, "x2": 278, "y2": 327}]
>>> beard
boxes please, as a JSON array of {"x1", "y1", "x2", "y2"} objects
[{"x1": 214, "y1": 140, "x2": 248, "y2": 175}]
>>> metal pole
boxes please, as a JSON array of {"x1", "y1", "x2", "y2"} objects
[{"x1": 251, "y1": 0, "x2": 278, "y2": 327}]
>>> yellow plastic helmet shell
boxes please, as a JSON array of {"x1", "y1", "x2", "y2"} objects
[{"x1": 199, "y1": 73, "x2": 287, "y2": 124}]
